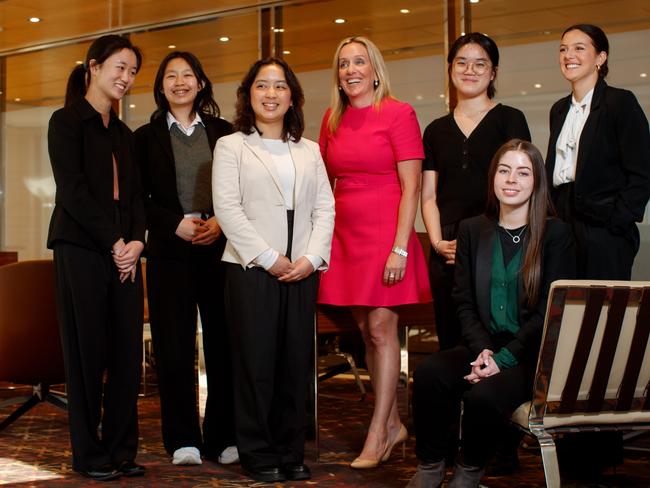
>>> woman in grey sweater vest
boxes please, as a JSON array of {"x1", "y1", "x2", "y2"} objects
[{"x1": 134, "y1": 51, "x2": 236, "y2": 466}]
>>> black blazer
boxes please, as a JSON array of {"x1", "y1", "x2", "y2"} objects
[
  {"x1": 47, "y1": 98, "x2": 145, "y2": 252},
  {"x1": 546, "y1": 78, "x2": 650, "y2": 237},
  {"x1": 452, "y1": 215, "x2": 575, "y2": 363},
  {"x1": 134, "y1": 114, "x2": 232, "y2": 258}
]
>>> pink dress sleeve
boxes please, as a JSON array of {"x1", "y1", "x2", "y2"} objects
[
  {"x1": 318, "y1": 109, "x2": 332, "y2": 161},
  {"x1": 388, "y1": 101, "x2": 425, "y2": 163}
]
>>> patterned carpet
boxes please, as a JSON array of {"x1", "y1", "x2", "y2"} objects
[{"x1": 1, "y1": 372, "x2": 649, "y2": 487}]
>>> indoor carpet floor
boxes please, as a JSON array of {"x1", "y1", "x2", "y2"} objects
[{"x1": 1, "y1": 376, "x2": 649, "y2": 487}]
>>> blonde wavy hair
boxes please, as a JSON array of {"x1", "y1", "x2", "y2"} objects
[{"x1": 326, "y1": 36, "x2": 393, "y2": 134}]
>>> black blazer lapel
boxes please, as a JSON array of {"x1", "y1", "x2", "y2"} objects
[
  {"x1": 152, "y1": 116, "x2": 175, "y2": 166},
  {"x1": 575, "y1": 78, "x2": 606, "y2": 182},
  {"x1": 475, "y1": 218, "x2": 496, "y2": 328},
  {"x1": 546, "y1": 95, "x2": 571, "y2": 183}
]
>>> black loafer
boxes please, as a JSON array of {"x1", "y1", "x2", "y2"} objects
[
  {"x1": 284, "y1": 463, "x2": 311, "y2": 481},
  {"x1": 76, "y1": 464, "x2": 122, "y2": 481},
  {"x1": 242, "y1": 466, "x2": 286, "y2": 482},
  {"x1": 119, "y1": 461, "x2": 146, "y2": 477}
]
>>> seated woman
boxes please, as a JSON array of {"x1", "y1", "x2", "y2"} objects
[{"x1": 408, "y1": 139, "x2": 575, "y2": 488}]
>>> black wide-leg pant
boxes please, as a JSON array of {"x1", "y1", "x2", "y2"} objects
[
  {"x1": 53, "y1": 242, "x2": 143, "y2": 471},
  {"x1": 412, "y1": 345, "x2": 532, "y2": 467},
  {"x1": 224, "y1": 263, "x2": 318, "y2": 470},
  {"x1": 146, "y1": 244, "x2": 235, "y2": 457}
]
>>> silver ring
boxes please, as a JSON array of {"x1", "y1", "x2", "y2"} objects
[{"x1": 389, "y1": 273, "x2": 395, "y2": 278}]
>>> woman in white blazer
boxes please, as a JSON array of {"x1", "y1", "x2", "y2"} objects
[{"x1": 213, "y1": 57, "x2": 334, "y2": 484}]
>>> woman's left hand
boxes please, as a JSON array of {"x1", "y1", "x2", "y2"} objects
[
  {"x1": 464, "y1": 349, "x2": 500, "y2": 384},
  {"x1": 192, "y1": 216, "x2": 222, "y2": 245},
  {"x1": 113, "y1": 240, "x2": 144, "y2": 283},
  {"x1": 383, "y1": 252, "x2": 407, "y2": 286},
  {"x1": 278, "y1": 256, "x2": 314, "y2": 282}
]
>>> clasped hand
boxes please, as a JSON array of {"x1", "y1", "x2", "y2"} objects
[
  {"x1": 175, "y1": 216, "x2": 222, "y2": 245},
  {"x1": 112, "y1": 238, "x2": 144, "y2": 283},
  {"x1": 269, "y1": 255, "x2": 314, "y2": 282},
  {"x1": 464, "y1": 349, "x2": 501, "y2": 384},
  {"x1": 436, "y1": 239, "x2": 457, "y2": 264}
]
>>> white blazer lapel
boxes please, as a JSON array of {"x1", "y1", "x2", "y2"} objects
[
  {"x1": 289, "y1": 140, "x2": 306, "y2": 207},
  {"x1": 243, "y1": 131, "x2": 287, "y2": 201}
]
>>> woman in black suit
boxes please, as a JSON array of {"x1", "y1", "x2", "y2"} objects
[
  {"x1": 547, "y1": 24, "x2": 650, "y2": 280},
  {"x1": 134, "y1": 52, "x2": 236, "y2": 466},
  {"x1": 408, "y1": 140, "x2": 575, "y2": 488},
  {"x1": 48, "y1": 35, "x2": 146, "y2": 481}
]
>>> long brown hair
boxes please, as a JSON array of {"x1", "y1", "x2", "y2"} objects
[{"x1": 485, "y1": 139, "x2": 554, "y2": 308}]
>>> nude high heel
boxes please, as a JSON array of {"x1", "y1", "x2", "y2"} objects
[{"x1": 381, "y1": 423, "x2": 408, "y2": 462}]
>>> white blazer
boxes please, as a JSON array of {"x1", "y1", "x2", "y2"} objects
[{"x1": 213, "y1": 130, "x2": 335, "y2": 270}]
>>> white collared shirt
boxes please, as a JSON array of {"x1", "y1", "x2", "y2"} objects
[
  {"x1": 166, "y1": 111, "x2": 204, "y2": 136},
  {"x1": 553, "y1": 88, "x2": 594, "y2": 187}
]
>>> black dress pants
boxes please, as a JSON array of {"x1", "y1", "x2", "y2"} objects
[
  {"x1": 53, "y1": 242, "x2": 143, "y2": 471},
  {"x1": 224, "y1": 264, "x2": 318, "y2": 470},
  {"x1": 412, "y1": 345, "x2": 532, "y2": 468},
  {"x1": 146, "y1": 242, "x2": 235, "y2": 457}
]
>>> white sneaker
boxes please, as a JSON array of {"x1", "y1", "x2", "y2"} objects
[
  {"x1": 217, "y1": 445, "x2": 239, "y2": 465},
  {"x1": 172, "y1": 446, "x2": 202, "y2": 465}
]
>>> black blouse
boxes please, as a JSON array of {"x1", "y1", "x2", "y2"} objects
[{"x1": 422, "y1": 104, "x2": 530, "y2": 228}]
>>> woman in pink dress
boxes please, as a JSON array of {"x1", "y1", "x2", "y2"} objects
[{"x1": 318, "y1": 36, "x2": 431, "y2": 469}]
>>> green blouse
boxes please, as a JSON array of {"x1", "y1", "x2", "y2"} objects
[{"x1": 489, "y1": 236, "x2": 522, "y2": 370}]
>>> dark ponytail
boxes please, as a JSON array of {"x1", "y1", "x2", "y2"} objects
[{"x1": 64, "y1": 34, "x2": 142, "y2": 107}]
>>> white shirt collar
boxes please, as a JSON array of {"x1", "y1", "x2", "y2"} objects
[
  {"x1": 571, "y1": 87, "x2": 594, "y2": 111},
  {"x1": 166, "y1": 111, "x2": 204, "y2": 132}
]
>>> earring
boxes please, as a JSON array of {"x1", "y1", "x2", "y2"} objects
[
  {"x1": 596, "y1": 64, "x2": 601, "y2": 72},
  {"x1": 338, "y1": 85, "x2": 342, "y2": 91},
  {"x1": 373, "y1": 79, "x2": 379, "y2": 88}
]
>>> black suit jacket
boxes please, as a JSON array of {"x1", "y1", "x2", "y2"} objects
[
  {"x1": 546, "y1": 78, "x2": 650, "y2": 236},
  {"x1": 134, "y1": 114, "x2": 232, "y2": 258},
  {"x1": 47, "y1": 98, "x2": 145, "y2": 252},
  {"x1": 452, "y1": 215, "x2": 575, "y2": 363}
]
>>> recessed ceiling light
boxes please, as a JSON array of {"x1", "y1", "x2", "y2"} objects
[
  {"x1": 219, "y1": 36, "x2": 230, "y2": 42},
  {"x1": 334, "y1": 18, "x2": 346, "y2": 24},
  {"x1": 29, "y1": 17, "x2": 41, "y2": 23},
  {"x1": 400, "y1": 9, "x2": 410, "y2": 14},
  {"x1": 168, "y1": 44, "x2": 176, "y2": 49},
  {"x1": 415, "y1": 94, "x2": 423, "y2": 101},
  {"x1": 283, "y1": 50, "x2": 291, "y2": 55},
  {"x1": 129, "y1": 104, "x2": 136, "y2": 109},
  {"x1": 640, "y1": 73, "x2": 648, "y2": 78},
  {"x1": 520, "y1": 90, "x2": 528, "y2": 95},
  {"x1": 273, "y1": 28, "x2": 285, "y2": 33},
  {"x1": 534, "y1": 83, "x2": 542, "y2": 88},
  {"x1": 438, "y1": 94, "x2": 445, "y2": 99},
  {"x1": 75, "y1": 60, "x2": 83, "y2": 65},
  {"x1": 470, "y1": 0, "x2": 480, "y2": 3},
  {"x1": 14, "y1": 97, "x2": 21, "y2": 102},
  {"x1": 461, "y1": 31, "x2": 466, "y2": 36}
]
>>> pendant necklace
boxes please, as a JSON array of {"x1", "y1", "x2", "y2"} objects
[{"x1": 502, "y1": 225, "x2": 527, "y2": 244}]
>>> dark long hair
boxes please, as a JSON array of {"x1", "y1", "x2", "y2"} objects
[
  {"x1": 233, "y1": 57, "x2": 304, "y2": 142},
  {"x1": 64, "y1": 35, "x2": 142, "y2": 107},
  {"x1": 562, "y1": 24, "x2": 609, "y2": 78},
  {"x1": 447, "y1": 32, "x2": 499, "y2": 99},
  {"x1": 151, "y1": 51, "x2": 220, "y2": 121},
  {"x1": 485, "y1": 139, "x2": 554, "y2": 308}
]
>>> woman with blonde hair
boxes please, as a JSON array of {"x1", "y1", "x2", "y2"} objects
[{"x1": 318, "y1": 36, "x2": 431, "y2": 468}]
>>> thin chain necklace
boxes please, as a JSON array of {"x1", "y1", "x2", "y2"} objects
[{"x1": 502, "y1": 225, "x2": 527, "y2": 244}]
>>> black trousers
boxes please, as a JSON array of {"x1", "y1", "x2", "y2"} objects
[
  {"x1": 412, "y1": 345, "x2": 532, "y2": 468},
  {"x1": 428, "y1": 222, "x2": 462, "y2": 351},
  {"x1": 53, "y1": 242, "x2": 143, "y2": 471},
  {"x1": 146, "y1": 244, "x2": 235, "y2": 457},
  {"x1": 224, "y1": 264, "x2": 318, "y2": 470},
  {"x1": 554, "y1": 183, "x2": 638, "y2": 280}
]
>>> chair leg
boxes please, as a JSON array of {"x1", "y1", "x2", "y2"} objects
[
  {"x1": 0, "y1": 394, "x2": 40, "y2": 432},
  {"x1": 535, "y1": 430, "x2": 561, "y2": 488},
  {"x1": 342, "y1": 352, "x2": 366, "y2": 400}
]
